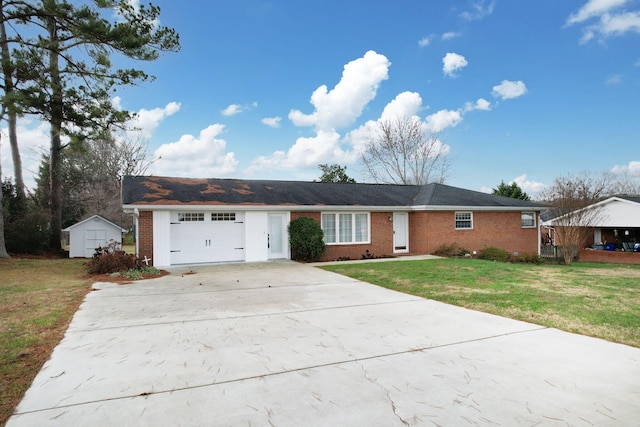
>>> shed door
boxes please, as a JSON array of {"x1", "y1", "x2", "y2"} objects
[{"x1": 85, "y1": 229, "x2": 107, "y2": 257}]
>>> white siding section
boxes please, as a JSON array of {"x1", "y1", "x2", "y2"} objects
[
  {"x1": 598, "y1": 200, "x2": 640, "y2": 227},
  {"x1": 153, "y1": 211, "x2": 171, "y2": 267},
  {"x1": 245, "y1": 211, "x2": 269, "y2": 262}
]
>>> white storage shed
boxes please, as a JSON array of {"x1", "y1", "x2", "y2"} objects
[{"x1": 63, "y1": 215, "x2": 127, "y2": 258}]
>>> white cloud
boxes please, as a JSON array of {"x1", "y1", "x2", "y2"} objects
[
  {"x1": 606, "y1": 73, "x2": 623, "y2": 84},
  {"x1": 261, "y1": 117, "x2": 282, "y2": 128},
  {"x1": 492, "y1": 80, "x2": 528, "y2": 100},
  {"x1": 566, "y1": 0, "x2": 640, "y2": 42},
  {"x1": 426, "y1": 109, "x2": 463, "y2": 132},
  {"x1": 380, "y1": 91, "x2": 423, "y2": 121},
  {"x1": 249, "y1": 51, "x2": 390, "y2": 173},
  {"x1": 611, "y1": 160, "x2": 640, "y2": 176},
  {"x1": 512, "y1": 174, "x2": 547, "y2": 196},
  {"x1": 418, "y1": 36, "x2": 432, "y2": 47},
  {"x1": 442, "y1": 52, "x2": 468, "y2": 77},
  {"x1": 442, "y1": 31, "x2": 461, "y2": 40},
  {"x1": 567, "y1": 0, "x2": 628, "y2": 25},
  {"x1": 462, "y1": 98, "x2": 491, "y2": 113},
  {"x1": 151, "y1": 124, "x2": 238, "y2": 178},
  {"x1": 248, "y1": 52, "x2": 496, "y2": 176},
  {"x1": 248, "y1": 130, "x2": 350, "y2": 172},
  {"x1": 128, "y1": 101, "x2": 181, "y2": 140},
  {"x1": 600, "y1": 11, "x2": 640, "y2": 35},
  {"x1": 288, "y1": 50, "x2": 390, "y2": 130},
  {"x1": 221, "y1": 102, "x2": 258, "y2": 117},
  {"x1": 460, "y1": 0, "x2": 496, "y2": 21},
  {"x1": 222, "y1": 104, "x2": 242, "y2": 116}
]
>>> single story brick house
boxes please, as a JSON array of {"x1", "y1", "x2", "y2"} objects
[{"x1": 121, "y1": 176, "x2": 545, "y2": 267}]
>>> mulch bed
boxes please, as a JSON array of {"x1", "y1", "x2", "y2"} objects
[{"x1": 84, "y1": 270, "x2": 170, "y2": 285}]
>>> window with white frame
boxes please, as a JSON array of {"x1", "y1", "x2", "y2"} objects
[
  {"x1": 178, "y1": 212, "x2": 205, "y2": 222},
  {"x1": 211, "y1": 212, "x2": 236, "y2": 221},
  {"x1": 521, "y1": 212, "x2": 536, "y2": 228},
  {"x1": 455, "y1": 212, "x2": 473, "y2": 229},
  {"x1": 321, "y1": 213, "x2": 370, "y2": 244}
]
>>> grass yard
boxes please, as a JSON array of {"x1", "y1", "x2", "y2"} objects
[
  {"x1": 0, "y1": 258, "x2": 92, "y2": 426},
  {"x1": 321, "y1": 258, "x2": 640, "y2": 348}
]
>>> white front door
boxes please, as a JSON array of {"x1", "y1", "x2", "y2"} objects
[
  {"x1": 393, "y1": 212, "x2": 409, "y2": 253},
  {"x1": 268, "y1": 213, "x2": 287, "y2": 259}
]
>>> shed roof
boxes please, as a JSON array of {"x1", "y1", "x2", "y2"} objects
[
  {"x1": 62, "y1": 214, "x2": 126, "y2": 232},
  {"x1": 122, "y1": 176, "x2": 545, "y2": 210}
]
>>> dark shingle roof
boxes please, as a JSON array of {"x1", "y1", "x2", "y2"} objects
[
  {"x1": 414, "y1": 183, "x2": 545, "y2": 208},
  {"x1": 617, "y1": 195, "x2": 640, "y2": 204},
  {"x1": 121, "y1": 176, "x2": 545, "y2": 209}
]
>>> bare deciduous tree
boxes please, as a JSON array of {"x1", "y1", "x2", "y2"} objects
[
  {"x1": 540, "y1": 172, "x2": 612, "y2": 264},
  {"x1": 361, "y1": 116, "x2": 450, "y2": 185},
  {"x1": 609, "y1": 171, "x2": 640, "y2": 196}
]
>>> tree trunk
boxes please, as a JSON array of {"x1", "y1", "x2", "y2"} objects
[
  {"x1": 8, "y1": 111, "x2": 25, "y2": 206},
  {"x1": 0, "y1": 4, "x2": 26, "y2": 209},
  {"x1": 47, "y1": 14, "x2": 63, "y2": 253},
  {"x1": 0, "y1": 135, "x2": 9, "y2": 258}
]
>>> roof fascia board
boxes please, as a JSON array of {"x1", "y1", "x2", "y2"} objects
[
  {"x1": 123, "y1": 204, "x2": 542, "y2": 212},
  {"x1": 122, "y1": 204, "x2": 411, "y2": 212},
  {"x1": 410, "y1": 205, "x2": 544, "y2": 212}
]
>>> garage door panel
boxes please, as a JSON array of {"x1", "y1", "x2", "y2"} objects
[{"x1": 170, "y1": 212, "x2": 245, "y2": 265}]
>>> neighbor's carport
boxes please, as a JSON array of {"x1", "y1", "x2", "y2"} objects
[{"x1": 8, "y1": 261, "x2": 640, "y2": 426}]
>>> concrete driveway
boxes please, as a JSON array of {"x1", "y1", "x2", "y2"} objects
[{"x1": 8, "y1": 261, "x2": 640, "y2": 426}]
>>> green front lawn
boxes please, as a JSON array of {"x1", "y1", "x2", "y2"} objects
[
  {"x1": 0, "y1": 258, "x2": 92, "y2": 425},
  {"x1": 321, "y1": 258, "x2": 640, "y2": 348}
]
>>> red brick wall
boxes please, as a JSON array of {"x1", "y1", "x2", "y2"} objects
[
  {"x1": 138, "y1": 211, "x2": 154, "y2": 264},
  {"x1": 411, "y1": 211, "x2": 539, "y2": 256},
  {"x1": 291, "y1": 212, "x2": 394, "y2": 261},
  {"x1": 139, "y1": 209, "x2": 540, "y2": 265},
  {"x1": 579, "y1": 249, "x2": 640, "y2": 264}
]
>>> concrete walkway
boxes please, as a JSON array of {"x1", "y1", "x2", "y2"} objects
[{"x1": 8, "y1": 260, "x2": 640, "y2": 426}]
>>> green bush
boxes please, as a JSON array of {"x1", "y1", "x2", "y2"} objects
[
  {"x1": 514, "y1": 253, "x2": 546, "y2": 264},
  {"x1": 288, "y1": 217, "x2": 325, "y2": 261},
  {"x1": 433, "y1": 242, "x2": 469, "y2": 257},
  {"x1": 4, "y1": 210, "x2": 50, "y2": 254},
  {"x1": 477, "y1": 246, "x2": 511, "y2": 262}
]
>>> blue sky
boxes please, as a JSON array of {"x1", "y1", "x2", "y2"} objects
[{"x1": 2, "y1": 0, "x2": 639, "y2": 196}]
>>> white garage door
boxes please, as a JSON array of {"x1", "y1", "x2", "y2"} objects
[{"x1": 170, "y1": 212, "x2": 245, "y2": 264}]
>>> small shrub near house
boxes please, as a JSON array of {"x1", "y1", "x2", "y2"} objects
[
  {"x1": 288, "y1": 217, "x2": 326, "y2": 261},
  {"x1": 86, "y1": 241, "x2": 137, "y2": 274},
  {"x1": 86, "y1": 241, "x2": 160, "y2": 278},
  {"x1": 433, "y1": 242, "x2": 470, "y2": 258},
  {"x1": 514, "y1": 253, "x2": 546, "y2": 264},
  {"x1": 477, "y1": 246, "x2": 511, "y2": 262}
]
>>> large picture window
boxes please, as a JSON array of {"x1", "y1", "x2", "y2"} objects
[
  {"x1": 455, "y1": 212, "x2": 473, "y2": 229},
  {"x1": 321, "y1": 213, "x2": 370, "y2": 244}
]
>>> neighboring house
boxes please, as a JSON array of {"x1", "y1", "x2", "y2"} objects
[
  {"x1": 542, "y1": 196, "x2": 640, "y2": 251},
  {"x1": 63, "y1": 214, "x2": 127, "y2": 258},
  {"x1": 121, "y1": 176, "x2": 546, "y2": 267}
]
